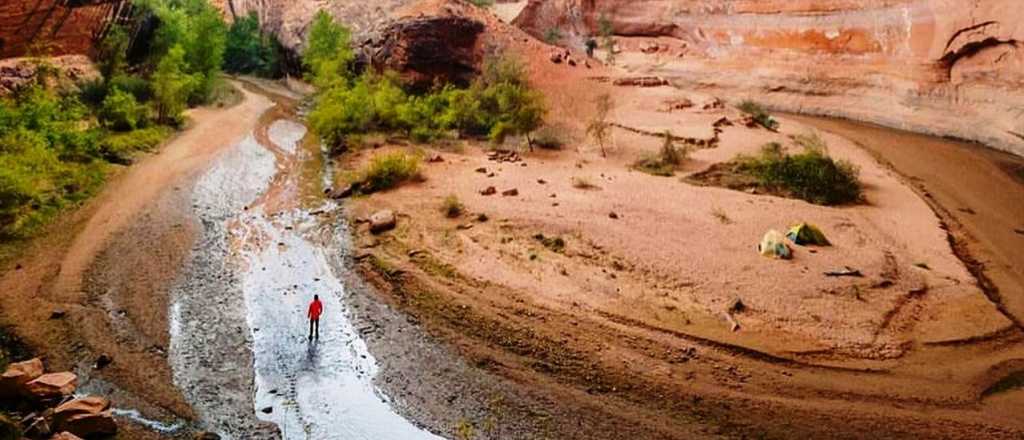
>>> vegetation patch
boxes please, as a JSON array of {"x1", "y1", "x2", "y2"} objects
[
  {"x1": 352, "y1": 151, "x2": 422, "y2": 194},
  {"x1": 738, "y1": 100, "x2": 779, "y2": 131},
  {"x1": 634, "y1": 131, "x2": 688, "y2": 176},
  {"x1": 688, "y1": 136, "x2": 862, "y2": 206},
  {"x1": 223, "y1": 12, "x2": 285, "y2": 78},
  {"x1": 304, "y1": 12, "x2": 545, "y2": 150},
  {"x1": 441, "y1": 194, "x2": 464, "y2": 218}
]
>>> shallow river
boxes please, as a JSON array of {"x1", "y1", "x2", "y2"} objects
[{"x1": 169, "y1": 86, "x2": 442, "y2": 439}]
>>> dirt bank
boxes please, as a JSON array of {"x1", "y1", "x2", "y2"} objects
[{"x1": 338, "y1": 73, "x2": 1024, "y2": 437}]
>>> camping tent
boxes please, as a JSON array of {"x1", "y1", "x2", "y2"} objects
[
  {"x1": 758, "y1": 230, "x2": 792, "y2": 259},
  {"x1": 787, "y1": 223, "x2": 831, "y2": 246}
]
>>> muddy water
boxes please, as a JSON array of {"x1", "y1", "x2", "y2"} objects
[
  {"x1": 787, "y1": 114, "x2": 1024, "y2": 326},
  {"x1": 170, "y1": 87, "x2": 443, "y2": 439}
]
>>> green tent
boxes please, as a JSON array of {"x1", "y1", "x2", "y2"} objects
[{"x1": 787, "y1": 223, "x2": 831, "y2": 246}]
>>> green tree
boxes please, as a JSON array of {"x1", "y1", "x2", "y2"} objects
[
  {"x1": 303, "y1": 11, "x2": 355, "y2": 88},
  {"x1": 223, "y1": 12, "x2": 282, "y2": 77},
  {"x1": 184, "y1": 4, "x2": 227, "y2": 102},
  {"x1": 152, "y1": 45, "x2": 196, "y2": 125}
]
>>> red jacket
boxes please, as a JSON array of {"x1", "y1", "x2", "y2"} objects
[{"x1": 308, "y1": 299, "x2": 323, "y2": 320}]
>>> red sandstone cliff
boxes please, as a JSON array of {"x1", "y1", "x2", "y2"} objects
[
  {"x1": 513, "y1": 0, "x2": 1024, "y2": 155},
  {"x1": 0, "y1": 0, "x2": 131, "y2": 58}
]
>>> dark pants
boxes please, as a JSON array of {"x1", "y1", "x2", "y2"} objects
[{"x1": 308, "y1": 318, "x2": 319, "y2": 340}]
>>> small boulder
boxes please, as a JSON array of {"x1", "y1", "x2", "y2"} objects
[
  {"x1": 368, "y1": 210, "x2": 397, "y2": 234},
  {"x1": 427, "y1": 153, "x2": 444, "y2": 163},
  {"x1": 58, "y1": 411, "x2": 116, "y2": 438},
  {"x1": 549, "y1": 52, "x2": 563, "y2": 64},
  {"x1": 327, "y1": 184, "x2": 356, "y2": 199},
  {"x1": 49, "y1": 309, "x2": 67, "y2": 320},
  {"x1": 53, "y1": 396, "x2": 111, "y2": 427},
  {"x1": 51, "y1": 433, "x2": 85, "y2": 440},
  {"x1": 194, "y1": 432, "x2": 221, "y2": 440},
  {"x1": 501, "y1": 188, "x2": 519, "y2": 197},
  {"x1": 0, "y1": 357, "x2": 43, "y2": 398},
  {"x1": 25, "y1": 372, "x2": 77, "y2": 401},
  {"x1": 260, "y1": 406, "x2": 273, "y2": 414},
  {"x1": 475, "y1": 167, "x2": 487, "y2": 174},
  {"x1": 609, "y1": 212, "x2": 619, "y2": 219},
  {"x1": 479, "y1": 186, "x2": 496, "y2": 196}
]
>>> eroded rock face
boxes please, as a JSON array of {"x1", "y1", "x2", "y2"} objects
[
  {"x1": 514, "y1": 0, "x2": 1024, "y2": 155},
  {"x1": 0, "y1": 0, "x2": 130, "y2": 58},
  {"x1": 357, "y1": 16, "x2": 485, "y2": 88}
]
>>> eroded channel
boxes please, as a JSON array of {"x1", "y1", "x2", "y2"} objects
[{"x1": 169, "y1": 84, "x2": 443, "y2": 439}]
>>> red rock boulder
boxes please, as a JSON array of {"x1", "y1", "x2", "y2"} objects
[
  {"x1": 24, "y1": 372, "x2": 77, "y2": 401},
  {"x1": 53, "y1": 396, "x2": 116, "y2": 437},
  {"x1": 0, "y1": 357, "x2": 43, "y2": 398}
]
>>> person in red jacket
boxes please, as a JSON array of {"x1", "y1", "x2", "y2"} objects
[{"x1": 308, "y1": 295, "x2": 323, "y2": 341}]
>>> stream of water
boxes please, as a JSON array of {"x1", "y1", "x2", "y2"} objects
[{"x1": 170, "y1": 90, "x2": 443, "y2": 439}]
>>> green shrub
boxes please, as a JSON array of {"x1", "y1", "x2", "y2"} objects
[
  {"x1": 99, "y1": 88, "x2": 147, "y2": 131},
  {"x1": 634, "y1": 131, "x2": 687, "y2": 176},
  {"x1": 358, "y1": 151, "x2": 421, "y2": 193},
  {"x1": 100, "y1": 126, "x2": 171, "y2": 164},
  {"x1": 223, "y1": 12, "x2": 283, "y2": 77},
  {"x1": 738, "y1": 100, "x2": 779, "y2": 130},
  {"x1": 441, "y1": 194, "x2": 464, "y2": 218},
  {"x1": 108, "y1": 75, "x2": 154, "y2": 103},
  {"x1": 467, "y1": 0, "x2": 494, "y2": 7},
  {"x1": 737, "y1": 138, "x2": 861, "y2": 205}
]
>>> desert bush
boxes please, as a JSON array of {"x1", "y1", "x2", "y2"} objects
[
  {"x1": 737, "y1": 139, "x2": 861, "y2": 205},
  {"x1": 634, "y1": 130, "x2": 687, "y2": 176},
  {"x1": 467, "y1": 0, "x2": 494, "y2": 7},
  {"x1": 223, "y1": 12, "x2": 283, "y2": 77},
  {"x1": 441, "y1": 194, "x2": 464, "y2": 218},
  {"x1": 99, "y1": 87, "x2": 147, "y2": 131},
  {"x1": 358, "y1": 151, "x2": 421, "y2": 193},
  {"x1": 738, "y1": 100, "x2": 779, "y2": 131},
  {"x1": 532, "y1": 125, "x2": 566, "y2": 149}
]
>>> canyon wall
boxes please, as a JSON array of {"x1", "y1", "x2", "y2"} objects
[
  {"x1": 0, "y1": 0, "x2": 130, "y2": 58},
  {"x1": 515, "y1": 0, "x2": 1024, "y2": 156}
]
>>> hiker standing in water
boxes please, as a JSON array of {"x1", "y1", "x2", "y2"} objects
[{"x1": 308, "y1": 295, "x2": 323, "y2": 341}]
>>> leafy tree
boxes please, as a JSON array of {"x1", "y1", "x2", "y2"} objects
[
  {"x1": 223, "y1": 12, "x2": 282, "y2": 77},
  {"x1": 140, "y1": 0, "x2": 227, "y2": 103},
  {"x1": 152, "y1": 45, "x2": 196, "y2": 125},
  {"x1": 303, "y1": 11, "x2": 355, "y2": 88},
  {"x1": 586, "y1": 93, "x2": 613, "y2": 157}
]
